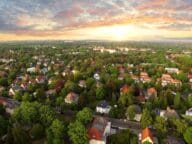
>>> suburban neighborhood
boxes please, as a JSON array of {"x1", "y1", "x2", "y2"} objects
[{"x1": 0, "y1": 41, "x2": 192, "y2": 144}]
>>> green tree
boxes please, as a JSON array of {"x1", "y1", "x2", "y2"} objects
[
  {"x1": 13, "y1": 102, "x2": 39, "y2": 125},
  {"x1": 96, "y1": 86, "x2": 106, "y2": 100},
  {"x1": 86, "y1": 78, "x2": 95, "y2": 90},
  {"x1": 154, "y1": 116, "x2": 167, "y2": 137},
  {"x1": 174, "y1": 93, "x2": 181, "y2": 109},
  {"x1": 143, "y1": 141, "x2": 152, "y2": 144},
  {"x1": 50, "y1": 119, "x2": 64, "y2": 139},
  {"x1": 0, "y1": 104, "x2": 5, "y2": 115},
  {"x1": 184, "y1": 127, "x2": 192, "y2": 144},
  {"x1": 22, "y1": 92, "x2": 32, "y2": 102},
  {"x1": 76, "y1": 107, "x2": 93, "y2": 125},
  {"x1": 188, "y1": 96, "x2": 192, "y2": 107},
  {"x1": 126, "y1": 105, "x2": 135, "y2": 120},
  {"x1": 12, "y1": 125, "x2": 30, "y2": 144},
  {"x1": 173, "y1": 119, "x2": 188, "y2": 136},
  {"x1": 30, "y1": 123, "x2": 44, "y2": 140},
  {"x1": 14, "y1": 92, "x2": 22, "y2": 101},
  {"x1": 0, "y1": 115, "x2": 8, "y2": 137},
  {"x1": 39, "y1": 105, "x2": 55, "y2": 127},
  {"x1": 0, "y1": 77, "x2": 8, "y2": 86},
  {"x1": 46, "y1": 119, "x2": 64, "y2": 144},
  {"x1": 141, "y1": 109, "x2": 153, "y2": 128},
  {"x1": 68, "y1": 121, "x2": 88, "y2": 144}
]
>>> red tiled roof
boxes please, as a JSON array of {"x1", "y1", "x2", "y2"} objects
[
  {"x1": 88, "y1": 128, "x2": 102, "y2": 140},
  {"x1": 147, "y1": 87, "x2": 157, "y2": 95},
  {"x1": 0, "y1": 98, "x2": 7, "y2": 105},
  {"x1": 120, "y1": 84, "x2": 129, "y2": 94},
  {"x1": 142, "y1": 128, "x2": 154, "y2": 142},
  {"x1": 65, "y1": 92, "x2": 78, "y2": 102},
  {"x1": 137, "y1": 95, "x2": 145, "y2": 103},
  {"x1": 88, "y1": 117, "x2": 108, "y2": 141}
]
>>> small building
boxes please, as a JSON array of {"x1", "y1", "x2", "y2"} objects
[
  {"x1": 9, "y1": 85, "x2": 23, "y2": 96},
  {"x1": 165, "y1": 68, "x2": 179, "y2": 74},
  {"x1": 161, "y1": 74, "x2": 182, "y2": 87},
  {"x1": 141, "y1": 128, "x2": 155, "y2": 144},
  {"x1": 118, "y1": 73, "x2": 125, "y2": 80},
  {"x1": 161, "y1": 74, "x2": 173, "y2": 86},
  {"x1": 96, "y1": 100, "x2": 111, "y2": 114},
  {"x1": 160, "y1": 107, "x2": 179, "y2": 120},
  {"x1": 20, "y1": 82, "x2": 29, "y2": 91},
  {"x1": 40, "y1": 67, "x2": 48, "y2": 74},
  {"x1": 140, "y1": 72, "x2": 151, "y2": 83},
  {"x1": 185, "y1": 107, "x2": 192, "y2": 116},
  {"x1": 188, "y1": 73, "x2": 192, "y2": 83},
  {"x1": 0, "y1": 86, "x2": 5, "y2": 93},
  {"x1": 78, "y1": 80, "x2": 86, "y2": 88},
  {"x1": 0, "y1": 97, "x2": 20, "y2": 115},
  {"x1": 64, "y1": 92, "x2": 79, "y2": 104},
  {"x1": 94, "y1": 73, "x2": 100, "y2": 81},
  {"x1": 120, "y1": 84, "x2": 129, "y2": 95},
  {"x1": 146, "y1": 87, "x2": 157, "y2": 100},
  {"x1": 27, "y1": 67, "x2": 36, "y2": 73},
  {"x1": 131, "y1": 75, "x2": 139, "y2": 83},
  {"x1": 141, "y1": 128, "x2": 154, "y2": 144},
  {"x1": 36, "y1": 76, "x2": 46, "y2": 84},
  {"x1": 118, "y1": 66, "x2": 125, "y2": 73},
  {"x1": 88, "y1": 117, "x2": 111, "y2": 144},
  {"x1": 46, "y1": 89, "x2": 56, "y2": 98}
]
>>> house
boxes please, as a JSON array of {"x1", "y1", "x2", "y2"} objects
[
  {"x1": 136, "y1": 89, "x2": 146, "y2": 103},
  {"x1": 141, "y1": 128, "x2": 154, "y2": 144},
  {"x1": 160, "y1": 107, "x2": 179, "y2": 120},
  {"x1": 35, "y1": 76, "x2": 46, "y2": 84},
  {"x1": 131, "y1": 75, "x2": 139, "y2": 83},
  {"x1": 185, "y1": 107, "x2": 192, "y2": 116},
  {"x1": 0, "y1": 97, "x2": 20, "y2": 115},
  {"x1": 64, "y1": 92, "x2": 79, "y2": 104},
  {"x1": 27, "y1": 67, "x2": 36, "y2": 73},
  {"x1": 161, "y1": 74, "x2": 181, "y2": 87},
  {"x1": 0, "y1": 86, "x2": 5, "y2": 93},
  {"x1": 140, "y1": 72, "x2": 151, "y2": 83},
  {"x1": 137, "y1": 95, "x2": 145, "y2": 104},
  {"x1": 120, "y1": 84, "x2": 129, "y2": 95},
  {"x1": 20, "y1": 82, "x2": 28, "y2": 91},
  {"x1": 0, "y1": 71, "x2": 7, "y2": 77},
  {"x1": 55, "y1": 80, "x2": 64, "y2": 92},
  {"x1": 96, "y1": 100, "x2": 111, "y2": 114},
  {"x1": 40, "y1": 67, "x2": 48, "y2": 74},
  {"x1": 94, "y1": 73, "x2": 100, "y2": 81},
  {"x1": 165, "y1": 68, "x2": 179, "y2": 74},
  {"x1": 188, "y1": 73, "x2": 192, "y2": 83},
  {"x1": 23, "y1": 74, "x2": 30, "y2": 82},
  {"x1": 146, "y1": 87, "x2": 157, "y2": 100},
  {"x1": 118, "y1": 73, "x2": 125, "y2": 80},
  {"x1": 9, "y1": 85, "x2": 23, "y2": 96},
  {"x1": 88, "y1": 117, "x2": 111, "y2": 144},
  {"x1": 161, "y1": 74, "x2": 173, "y2": 86},
  {"x1": 46, "y1": 89, "x2": 56, "y2": 98},
  {"x1": 118, "y1": 66, "x2": 125, "y2": 73},
  {"x1": 126, "y1": 105, "x2": 142, "y2": 122},
  {"x1": 62, "y1": 68, "x2": 71, "y2": 77},
  {"x1": 78, "y1": 80, "x2": 86, "y2": 88},
  {"x1": 171, "y1": 79, "x2": 182, "y2": 87}
]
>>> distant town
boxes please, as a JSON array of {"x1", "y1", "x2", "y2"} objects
[{"x1": 0, "y1": 41, "x2": 192, "y2": 144}]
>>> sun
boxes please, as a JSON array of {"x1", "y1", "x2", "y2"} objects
[{"x1": 111, "y1": 26, "x2": 127, "y2": 41}]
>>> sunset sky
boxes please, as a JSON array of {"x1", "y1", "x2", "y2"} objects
[{"x1": 0, "y1": 0, "x2": 192, "y2": 41}]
